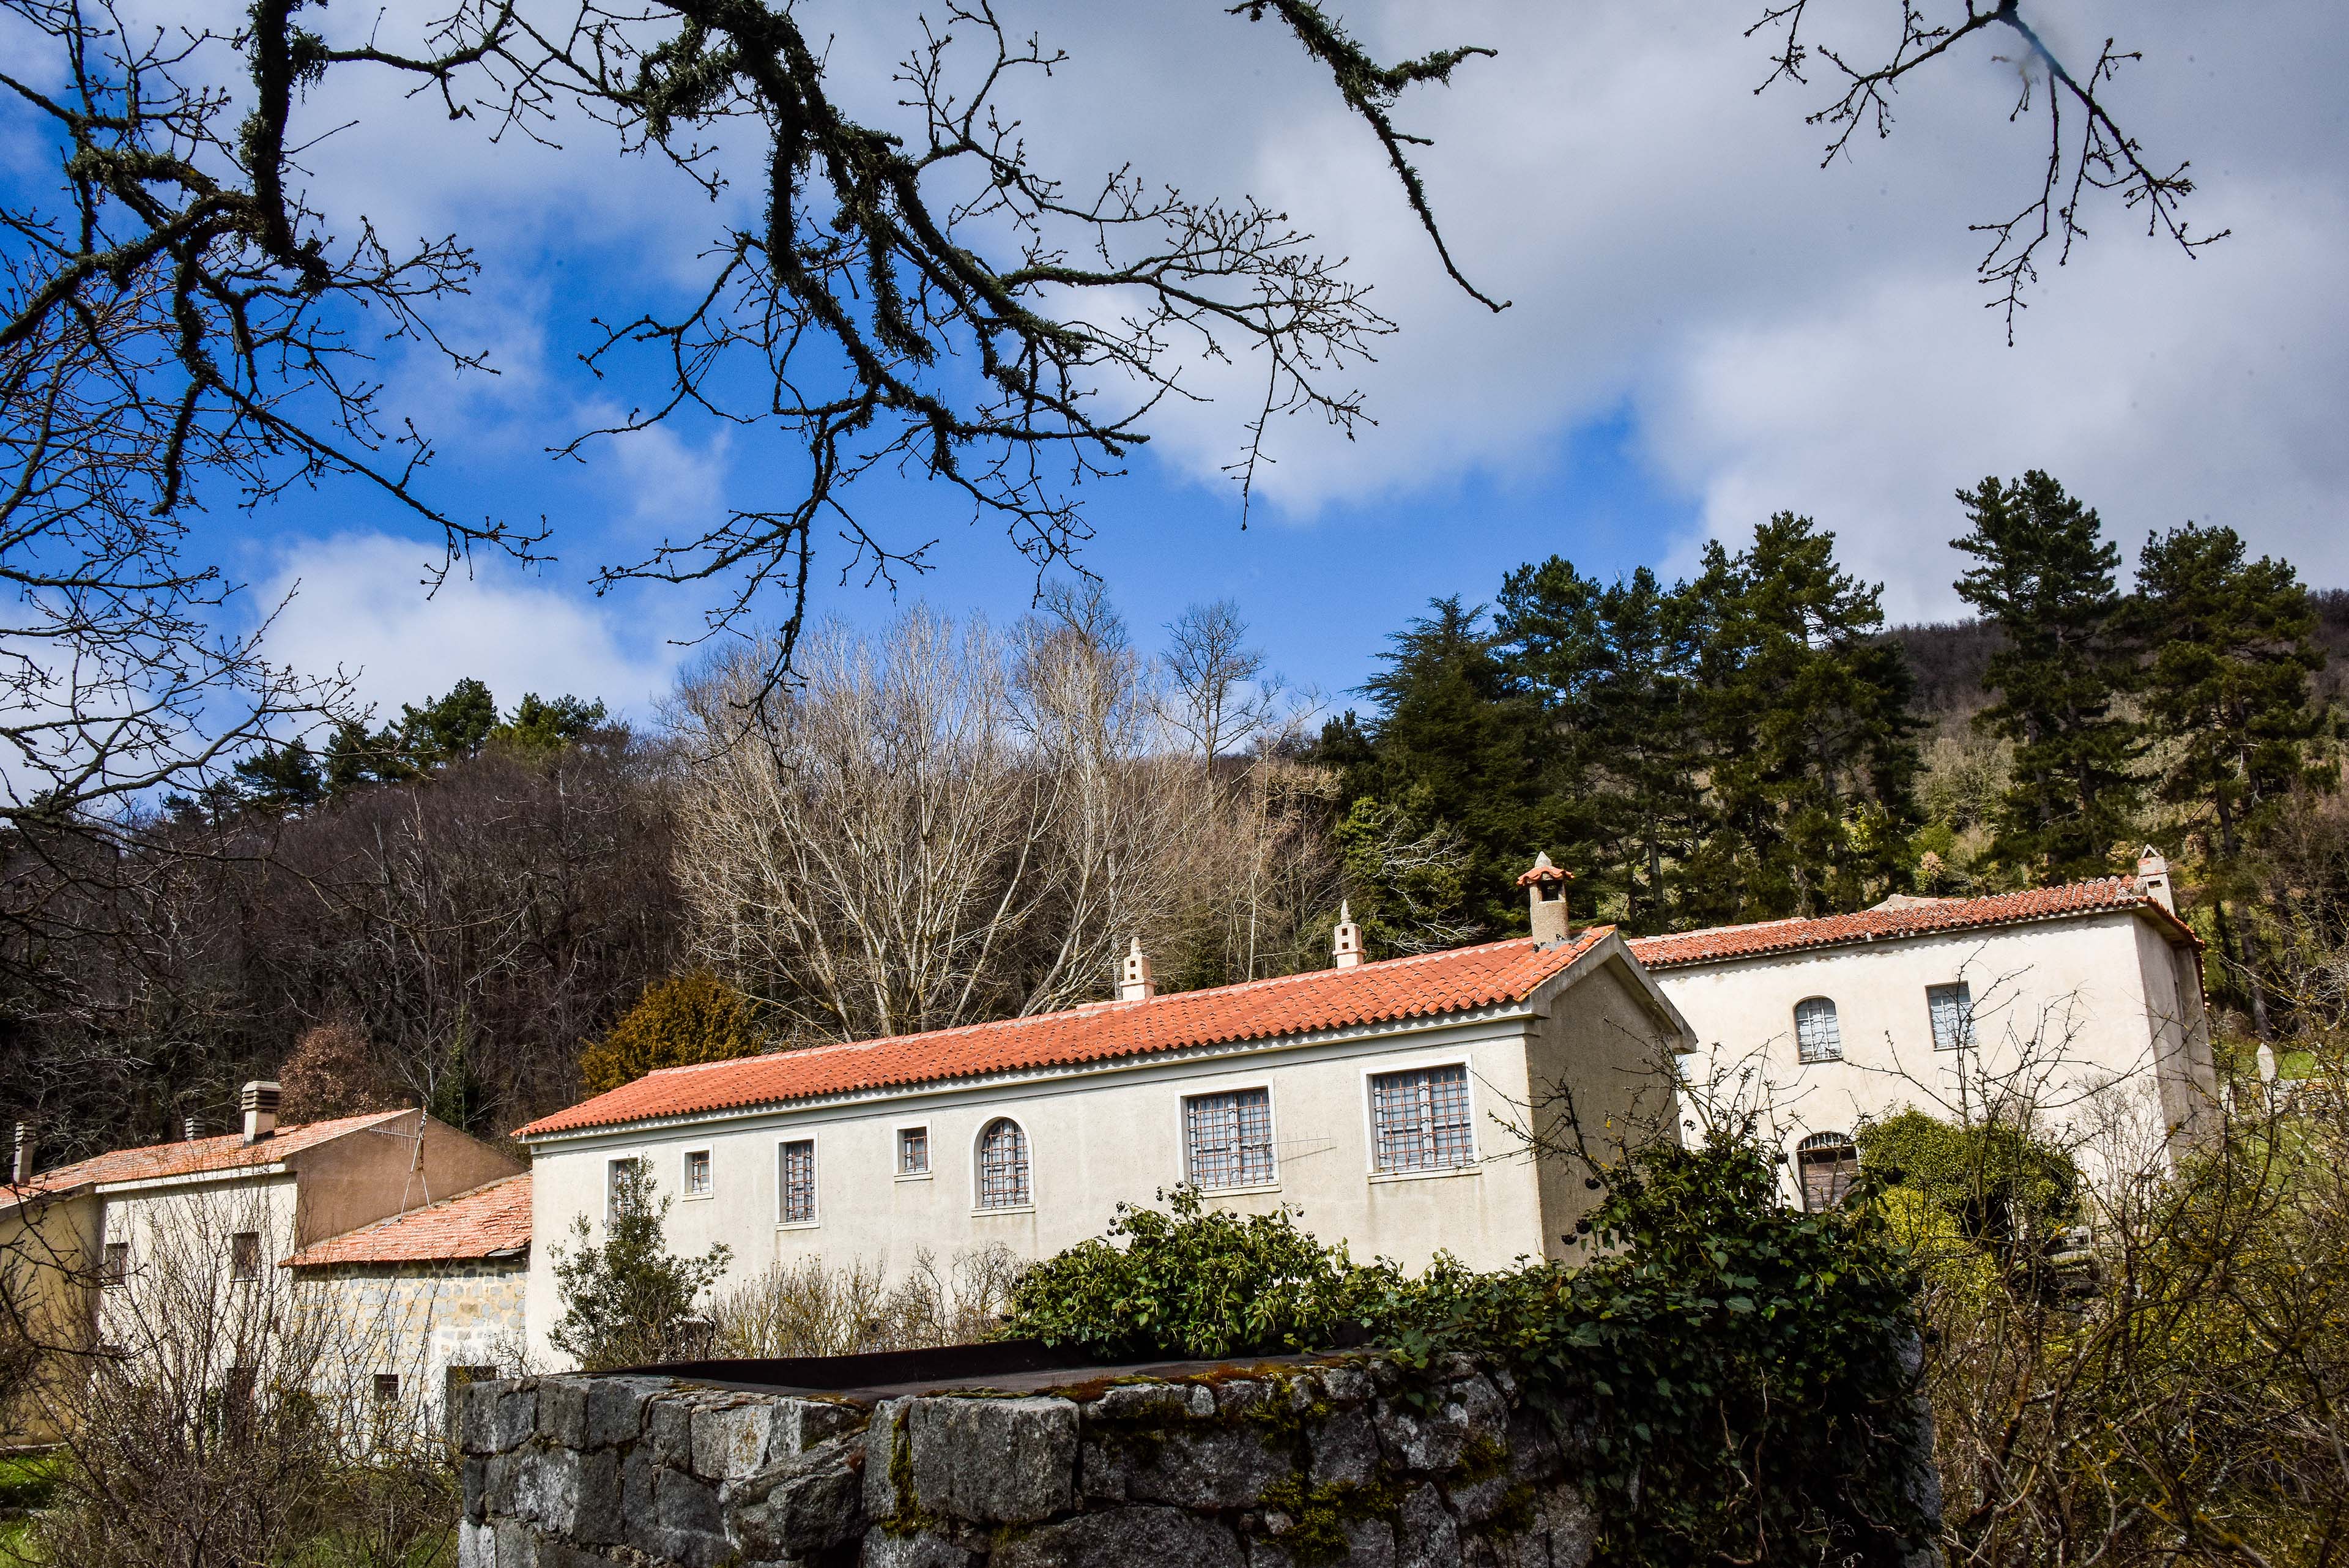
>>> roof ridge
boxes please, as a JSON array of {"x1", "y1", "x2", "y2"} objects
[{"x1": 30, "y1": 1105, "x2": 417, "y2": 1184}]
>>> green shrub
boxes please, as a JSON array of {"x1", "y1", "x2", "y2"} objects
[
  {"x1": 1857, "y1": 1107, "x2": 2080, "y2": 1258},
  {"x1": 549, "y1": 1160, "x2": 732, "y2": 1370}
]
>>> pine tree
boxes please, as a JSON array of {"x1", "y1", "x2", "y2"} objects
[
  {"x1": 1688, "y1": 515, "x2": 1922, "y2": 921},
  {"x1": 1952, "y1": 472, "x2": 2142, "y2": 882},
  {"x1": 1497, "y1": 559, "x2": 1705, "y2": 930},
  {"x1": 490, "y1": 693, "x2": 610, "y2": 753},
  {"x1": 231, "y1": 738, "x2": 325, "y2": 814},
  {"x1": 2134, "y1": 521, "x2": 2326, "y2": 1041}
]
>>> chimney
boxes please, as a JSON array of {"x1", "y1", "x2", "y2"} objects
[
  {"x1": 184, "y1": 1116, "x2": 199, "y2": 1142},
  {"x1": 1117, "y1": 937, "x2": 1156, "y2": 1003},
  {"x1": 240, "y1": 1081, "x2": 281, "y2": 1143},
  {"x1": 2136, "y1": 845, "x2": 2176, "y2": 915},
  {"x1": 1332, "y1": 901, "x2": 1366, "y2": 970},
  {"x1": 10, "y1": 1123, "x2": 30, "y2": 1186},
  {"x1": 1518, "y1": 852, "x2": 1574, "y2": 946}
]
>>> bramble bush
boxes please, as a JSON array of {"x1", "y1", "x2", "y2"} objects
[{"x1": 1005, "y1": 1135, "x2": 1932, "y2": 1567}]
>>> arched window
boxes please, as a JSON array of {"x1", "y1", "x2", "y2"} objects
[
  {"x1": 1797, "y1": 1132, "x2": 1859, "y2": 1213},
  {"x1": 976, "y1": 1117, "x2": 1031, "y2": 1209},
  {"x1": 1793, "y1": 997, "x2": 1843, "y2": 1063}
]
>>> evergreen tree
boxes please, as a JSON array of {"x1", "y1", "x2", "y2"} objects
[
  {"x1": 231, "y1": 738, "x2": 325, "y2": 814},
  {"x1": 1497, "y1": 560, "x2": 1706, "y2": 931},
  {"x1": 2134, "y1": 521, "x2": 2327, "y2": 1041},
  {"x1": 549, "y1": 1159, "x2": 732, "y2": 1370},
  {"x1": 396, "y1": 676, "x2": 498, "y2": 765},
  {"x1": 1338, "y1": 598, "x2": 1557, "y2": 934},
  {"x1": 1687, "y1": 515, "x2": 1922, "y2": 921},
  {"x1": 1952, "y1": 472, "x2": 2142, "y2": 882},
  {"x1": 580, "y1": 970, "x2": 766, "y2": 1094},
  {"x1": 489, "y1": 693, "x2": 610, "y2": 753}
]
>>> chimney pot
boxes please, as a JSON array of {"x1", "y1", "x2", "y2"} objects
[
  {"x1": 184, "y1": 1116, "x2": 199, "y2": 1142},
  {"x1": 1332, "y1": 901, "x2": 1366, "y2": 970},
  {"x1": 10, "y1": 1123, "x2": 30, "y2": 1186},
  {"x1": 2136, "y1": 845, "x2": 2176, "y2": 916},
  {"x1": 240, "y1": 1080, "x2": 281, "y2": 1143},
  {"x1": 1517, "y1": 852, "x2": 1575, "y2": 946},
  {"x1": 1117, "y1": 937, "x2": 1156, "y2": 1003}
]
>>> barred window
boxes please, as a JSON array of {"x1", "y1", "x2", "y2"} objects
[
  {"x1": 606, "y1": 1157, "x2": 643, "y2": 1223},
  {"x1": 899, "y1": 1126, "x2": 930, "y2": 1176},
  {"x1": 1184, "y1": 1090, "x2": 1275, "y2": 1189},
  {"x1": 373, "y1": 1373, "x2": 401, "y2": 1405},
  {"x1": 1794, "y1": 998, "x2": 1843, "y2": 1063},
  {"x1": 778, "y1": 1140, "x2": 817, "y2": 1225},
  {"x1": 683, "y1": 1150, "x2": 712, "y2": 1197},
  {"x1": 1370, "y1": 1065, "x2": 1475, "y2": 1173},
  {"x1": 102, "y1": 1241, "x2": 128, "y2": 1287},
  {"x1": 1928, "y1": 983, "x2": 1975, "y2": 1052},
  {"x1": 229, "y1": 1231, "x2": 261, "y2": 1280},
  {"x1": 976, "y1": 1118, "x2": 1031, "y2": 1209}
]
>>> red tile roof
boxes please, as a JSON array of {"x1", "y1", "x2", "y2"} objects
[
  {"x1": 8, "y1": 1109, "x2": 417, "y2": 1204},
  {"x1": 518, "y1": 927, "x2": 1616, "y2": 1139},
  {"x1": 283, "y1": 1173, "x2": 532, "y2": 1269},
  {"x1": 1625, "y1": 878, "x2": 2191, "y2": 970}
]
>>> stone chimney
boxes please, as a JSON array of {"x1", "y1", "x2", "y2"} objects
[
  {"x1": 2136, "y1": 845, "x2": 2176, "y2": 915},
  {"x1": 1117, "y1": 938, "x2": 1156, "y2": 1003},
  {"x1": 1517, "y1": 852, "x2": 1574, "y2": 946},
  {"x1": 10, "y1": 1123, "x2": 30, "y2": 1186},
  {"x1": 1332, "y1": 901, "x2": 1366, "y2": 970},
  {"x1": 240, "y1": 1080, "x2": 281, "y2": 1143}
]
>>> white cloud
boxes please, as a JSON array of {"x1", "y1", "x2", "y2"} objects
[{"x1": 256, "y1": 533, "x2": 685, "y2": 721}]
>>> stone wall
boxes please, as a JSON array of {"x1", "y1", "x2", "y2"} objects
[
  {"x1": 457, "y1": 1354, "x2": 1605, "y2": 1568},
  {"x1": 300, "y1": 1258, "x2": 527, "y2": 1418}
]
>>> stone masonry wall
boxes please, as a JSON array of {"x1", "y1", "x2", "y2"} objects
[{"x1": 456, "y1": 1354, "x2": 1603, "y2": 1568}]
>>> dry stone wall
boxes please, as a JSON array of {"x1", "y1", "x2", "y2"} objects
[{"x1": 456, "y1": 1353, "x2": 1600, "y2": 1568}]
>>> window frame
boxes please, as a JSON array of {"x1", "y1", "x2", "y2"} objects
[
  {"x1": 1362, "y1": 1059, "x2": 1480, "y2": 1181},
  {"x1": 776, "y1": 1137, "x2": 820, "y2": 1229},
  {"x1": 1792, "y1": 997, "x2": 1844, "y2": 1065},
  {"x1": 101, "y1": 1239, "x2": 128, "y2": 1288},
  {"x1": 1926, "y1": 981, "x2": 1976, "y2": 1053},
  {"x1": 373, "y1": 1372, "x2": 402, "y2": 1405},
  {"x1": 1180, "y1": 1083, "x2": 1280, "y2": 1192},
  {"x1": 1796, "y1": 1131, "x2": 1860, "y2": 1214},
  {"x1": 895, "y1": 1123, "x2": 932, "y2": 1181},
  {"x1": 680, "y1": 1148, "x2": 714, "y2": 1201},
  {"x1": 229, "y1": 1230, "x2": 261, "y2": 1282},
  {"x1": 605, "y1": 1156, "x2": 646, "y2": 1227},
  {"x1": 971, "y1": 1115, "x2": 1035, "y2": 1214}
]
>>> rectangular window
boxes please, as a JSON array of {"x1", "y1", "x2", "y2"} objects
[
  {"x1": 1370, "y1": 1065, "x2": 1475, "y2": 1173},
  {"x1": 606, "y1": 1157, "x2": 642, "y2": 1223},
  {"x1": 102, "y1": 1241, "x2": 128, "y2": 1287},
  {"x1": 1184, "y1": 1089, "x2": 1276, "y2": 1189},
  {"x1": 779, "y1": 1139, "x2": 817, "y2": 1225},
  {"x1": 898, "y1": 1126, "x2": 929, "y2": 1176},
  {"x1": 229, "y1": 1232, "x2": 261, "y2": 1280},
  {"x1": 1794, "y1": 998, "x2": 1843, "y2": 1064},
  {"x1": 683, "y1": 1150, "x2": 712, "y2": 1198},
  {"x1": 373, "y1": 1373, "x2": 401, "y2": 1405},
  {"x1": 1928, "y1": 983, "x2": 1975, "y2": 1052}
]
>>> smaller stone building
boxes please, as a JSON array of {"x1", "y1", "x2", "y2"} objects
[{"x1": 286, "y1": 1172, "x2": 533, "y2": 1430}]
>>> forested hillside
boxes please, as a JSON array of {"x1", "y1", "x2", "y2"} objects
[{"x1": 4, "y1": 473, "x2": 2341, "y2": 1163}]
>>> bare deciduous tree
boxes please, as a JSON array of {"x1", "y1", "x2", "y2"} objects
[{"x1": 1161, "y1": 599, "x2": 1283, "y2": 763}]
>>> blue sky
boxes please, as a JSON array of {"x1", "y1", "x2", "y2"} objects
[{"x1": 11, "y1": 1, "x2": 2343, "y2": 726}]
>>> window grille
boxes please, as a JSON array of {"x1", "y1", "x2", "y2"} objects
[
  {"x1": 1928, "y1": 982, "x2": 1975, "y2": 1052},
  {"x1": 1370, "y1": 1066, "x2": 1475, "y2": 1173},
  {"x1": 899, "y1": 1127, "x2": 930, "y2": 1176},
  {"x1": 102, "y1": 1241, "x2": 128, "y2": 1287},
  {"x1": 779, "y1": 1140, "x2": 817, "y2": 1224},
  {"x1": 683, "y1": 1150, "x2": 712, "y2": 1197},
  {"x1": 976, "y1": 1118, "x2": 1031, "y2": 1208},
  {"x1": 1797, "y1": 1132, "x2": 1860, "y2": 1213},
  {"x1": 373, "y1": 1373, "x2": 401, "y2": 1405},
  {"x1": 1184, "y1": 1090, "x2": 1275, "y2": 1189},
  {"x1": 606, "y1": 1157, "x2": 642, "y2": 1223},
  {"x1": 1794, "y1": 998, "x2": 1843, "y2": 1063},
  {"x1": 229, "y1": 1232, "x2": 261, "y2": 1280}
]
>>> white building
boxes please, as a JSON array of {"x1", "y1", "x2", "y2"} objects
[
  {"x1": 1629, "y1": 853, "x2": 2216, "y2": 1208},
  {"x1": 514, "y1": 874, "x2": 1694, "y2": 1369}
]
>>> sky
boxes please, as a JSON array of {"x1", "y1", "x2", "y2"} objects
[{"x1": 7, "y1": 1, "x2": 2344, "y2": 726}]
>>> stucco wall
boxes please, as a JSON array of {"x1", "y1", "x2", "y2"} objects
[
  {"x1": 0, "y1": 1189, "x2": 99, "y2": 1444},
  {"x1": 290, "y1": 1113, "x2": 524, "y2": 1246},
  {"x1": 1658, "y1": 910, "x2": 2214, "y2": 1191},
  {"x1": 1526, "y1": 955, "x2": 1688, "y2": 1262},
  {"x1": 526, "y1": 1012, "x2": 1581, "y2": 1367}
]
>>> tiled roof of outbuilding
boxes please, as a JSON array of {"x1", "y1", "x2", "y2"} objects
[
  {"x1": 283, "y1": 1173, "x2": 532, "y2": 1268},
  {"x1": 7, "y1": 1109, "x2": 415, "y2": 1205},
  {"x1": 516, "y1": 926, "x2": 1616, "y2": 1139},
  {"x1": 1625, "y1": 877, "x2": 2191, "y2": 971}
]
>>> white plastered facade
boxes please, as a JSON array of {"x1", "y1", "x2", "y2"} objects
[{"x1": 519, "y1": 935, "x2": 1691, "y2": 1369}]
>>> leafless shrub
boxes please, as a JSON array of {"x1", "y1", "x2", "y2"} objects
[{"x1": 710, "y1": 1244, "x2": 1027, "y2": 1359}]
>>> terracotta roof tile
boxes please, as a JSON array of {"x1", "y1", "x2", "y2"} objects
[
  {"x1": 518, "y1": 927, "x2": 1614, "y2": 1139},
  {"x1": 10, "y1": 1109, "x2": 417, "y2": 1203},
  {"x1": 283, "y1": 1173, "x2": 532, "y2": 1268},
  {"x1": 1625, "y1": 877, "x2": 2190, "y2": 970}
]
